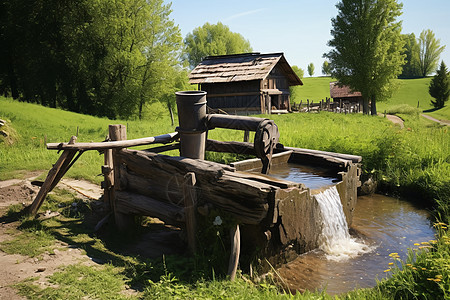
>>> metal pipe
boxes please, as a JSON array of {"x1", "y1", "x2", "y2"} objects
[
  {"x1": 175, "y1": 91, "x2": 207, "y2": 159},
  {"x1": 207, "y1": 114, "x2": 268, "y2": 131}
]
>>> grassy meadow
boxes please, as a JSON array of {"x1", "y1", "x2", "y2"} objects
[
  {"x1": 291, "y1": 77, "x2": 449, "y2": 121},
  {"x1": 1, "y1": 90, "x2": 449, "y2": 299}
]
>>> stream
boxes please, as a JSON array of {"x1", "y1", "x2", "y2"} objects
[{"x1": 277, "y1": 193, "x2": 436, "y2": 295}]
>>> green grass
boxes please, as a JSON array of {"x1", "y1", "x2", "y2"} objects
[
  {"x1": 292, "y1": 77, "x2": 449, "y2": 121},
  {"x1": 15, "y1": 264, "x2": 132, "y2": 300},
  {"x1": 291, "y1": 77, "x2": 335, "y2": 103},
  {"x1": 0, "y1": 97, "x2": 176, "y2": 182},
  {"x1": 1, "y1": 97, "x2": 449, "y2": 299}
]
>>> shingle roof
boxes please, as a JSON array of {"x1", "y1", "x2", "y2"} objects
[
  {"x1": 189, "y1": 52, "x2": 303, "y2": 86},
  {"x1": 330, "y1": 82, "x2": 362, "y2": 98}
]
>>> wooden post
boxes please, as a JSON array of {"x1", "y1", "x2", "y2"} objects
[
  {"x1": 110, "y1": 124, "x2": 133, "y2": 232},
  {"x1": 103, "y1": 143, "x2": 114, "y2": 210},
  {"x1": 228, "y1": 224, "x2": 241, "y2": 281},
  {"x1": 243, "y1": 130, "x2": 249, "y2": 143},
  {"x1": 183, "y1": 172, "x2": 197, "y2": 254},
  {"x1": 28, "y1": 136, "x2": 77, "y2": 215}
]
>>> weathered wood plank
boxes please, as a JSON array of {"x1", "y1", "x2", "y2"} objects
[
  {"x1": 28, "y1": 136, "x2": 77, "y2": 215},
  {"x1": 117, "y1": 149, "x2": 274, "y2": 224},
  {"x1": 47, "y1": 132, "x2": 179, "y2": 150},
  {"x1": 115, "y1": 191, "x2": 184, "y2": 227}
]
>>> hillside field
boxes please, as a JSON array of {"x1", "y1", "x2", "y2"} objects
[{"x1": 291, "y1": 77, "x2": 449, "y2": 121}]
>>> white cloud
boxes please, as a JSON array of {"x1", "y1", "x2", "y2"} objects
[{"x1": 224, "y1": 8, "x2": 266, "y2": 22}]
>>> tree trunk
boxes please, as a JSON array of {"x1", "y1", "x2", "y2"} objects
[
  {"x1": 370, "y1": 95, "x2": 377, "y2": 116},
  {"x1": 362, "y1": 98, "x2": 369, "y2": 114},
  {"x1": 168, "y1": 100, "x2": 174, "y2": 126}
]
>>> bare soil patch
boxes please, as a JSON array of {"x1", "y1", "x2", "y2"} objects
[{"x1": 0, "y1": 173, "x2": 186, "y2": 299}]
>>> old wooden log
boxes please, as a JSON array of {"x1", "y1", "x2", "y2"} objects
[
  {"x1": 183, "y1": 172, "x2": 197, "y2": 254},
  {"x1": 117, "y1": 149, "x2": 283, "y2": 224},
  {"x1": 206, "y1": 139, "x2": 255, "y2": 155},
  {"x1": 205, "y1": 139, "x2": 361, "y2": 165},
  {"x1": 115, "y1": 191, "x2": 184, "y2": 227},
  {"x1": 207, "y1": 114, "x2": 267, "y2": 131},
  {"x1": 110, "y1": 125, "x2": 134, "y2": 232},
  {"x1": 144, "y1": 143, "x2": 180, "y2": 154},
  {"x1": 47, "y1": 132, "x2": 179, "y2": 151}
]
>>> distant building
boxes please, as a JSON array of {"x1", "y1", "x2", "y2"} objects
[
  {"x1": 189, "y1": 53, "x2": 303, "y2": 114},
  {"x1": 329, "y1": 82, "x2": 363, "y2": 107}
]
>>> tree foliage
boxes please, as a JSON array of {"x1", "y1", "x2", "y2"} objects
[
  {"x1": 324, "y1": 0, "x2": 405, "y2": 115},
  {"x1": 429, "y1": 61, "x2": 449, "y2": 109},
  {"x1": 322, "y1": 61, "x2": 332, "y2": 76},
  {"x1": 0, "y1": 0, "x2": 186, "y2": 119},
  {"x1": 183, "y1": 22, "x2": 253, "y2": 69},
  {"x1": 418, "y1": 29, "x2": 446, "y2": 77},
  {"x1": 307, "y1": 63, "x2": 315, "y2": 77},
  {"x1": 399, "y1": 33, "x2": 421, "y2": 78},
  {"x1": 289, "y1": 65, "x2": 304, "y2": 101}
]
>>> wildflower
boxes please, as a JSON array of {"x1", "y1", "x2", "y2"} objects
[
  {"x1": 406, "y1": 264, "x2": 412, "y2": 267},
  {"x1": 429, "y1": 240, "x2": 437, "y2": 244},
  {"x1": 436, "y1": 275, "x2": 443, "y2": 279},
  {"x1": 427, "y1": 278, "x2": 434, "y2": 281},
  {"x1": 388, "y1": 262, "x2": 394, "y2": 266},
  {"x1": 384, "y1": 269, "x2": 391, "y2": 273},
  {"x1": 412, "y1": 267, "x2": 417, "y2": 270},
  {"x1": 213, "y1": 216, "x2": 223, "y2": 226},
  {"x1": 434, "y1": 279, "x2": 442, "y2": 282},
  {"x1": 421, "y1": 268, "x2": 427, "y2": 271},
  {"x1": 414, "y1": 243, "x2": 420, "y2": 246},
  {"x1": 421, "y1": 241, "x2": 430, "y2": 245}
]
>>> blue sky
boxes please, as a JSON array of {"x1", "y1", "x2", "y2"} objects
[{"x1": 168, "y1": 0, "x2": 450, "y2": 75}]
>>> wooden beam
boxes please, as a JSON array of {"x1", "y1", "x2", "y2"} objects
[
  {"x1": 110, "y1": 125, "x2": 134, "y2": 232},
  {"x1": 28, "y1": 136, "x2": 77, "y2": 215},
  {"x1": 47, "y1": 132, "x2": 179, "y2": 150},
  {"x1": 206, "y1": 92, "x2": 261, "y2": 98},
  {"x1": 115, "y1": 191, "x2": 184, "y2": 227}
]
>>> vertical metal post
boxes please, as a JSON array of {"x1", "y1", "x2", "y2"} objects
[{"x1": 176, "y1": 91, "x2": 207, "y2": 160}]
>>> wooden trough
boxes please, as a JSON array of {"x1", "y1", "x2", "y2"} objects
[{"x1": 30, "y1": 91, "x2": 361, "y2": 280}]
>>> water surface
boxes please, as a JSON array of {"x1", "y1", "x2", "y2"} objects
[{"x1": 277, "y1": 194, "x2": 435, "y2": 295}]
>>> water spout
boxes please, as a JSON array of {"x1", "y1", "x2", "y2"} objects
[{"x1": 314, "y1": 186, "x2": 372, "y2": 261}]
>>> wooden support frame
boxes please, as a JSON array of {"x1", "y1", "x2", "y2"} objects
[
  {"x1": 228, "y1": 224, "x2": 241, "y2": 281},
  {"x1": 28, "y1": 136, "x2": 80, "y2": 215}
]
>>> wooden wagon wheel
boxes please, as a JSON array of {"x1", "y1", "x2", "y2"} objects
[{"x1": 254, "y1": 120, "x2": 279, "y2": 174}]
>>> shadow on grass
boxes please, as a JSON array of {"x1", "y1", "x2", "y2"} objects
[{"x1": 2, "y1": 203, "x2": 226, "y2": 291}]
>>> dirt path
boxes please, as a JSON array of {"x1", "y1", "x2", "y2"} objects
[
  {"x1": 421, "y1": 114, "x2": 450, "y2": 126},
  {"x1": 0, "y1": 175, "x2": 102, "y2": 299},
  {"x1": 384, "y1": 114, "x2": 404, "y2": 129}
]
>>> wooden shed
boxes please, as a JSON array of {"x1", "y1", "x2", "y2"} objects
[
  {"x1": 189, "y1": 53, "x2": 303, "y2": 114},
  {"x1": 329, "y1": 82, "x2": 363, "y2": 105}
]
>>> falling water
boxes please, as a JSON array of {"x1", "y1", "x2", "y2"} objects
[{"x1": 314, "y1": 186, "x2": 372, "y2": 261}]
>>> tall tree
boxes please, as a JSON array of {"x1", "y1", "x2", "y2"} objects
[
  {"x1": 399, "y1": 33, "x2": 420, "y2": 78},
  {"x1": 0, "y1": 0, "x2": 185, "y2": 119},
  {"x1": 324, "y1": 0, "x2": 405, "y2": 115},
  {"x1": 307, "y1": 63, "x2": 315, "y2": 77},
  {"x1": 429, "y1": 61, "x2": 449, "y2": 109},
  {"x1": 322, "y1": 61, "x2": 332, "y2": 76},
  {"x1": 418, "y1": 29, "x2": 446, "y2": 77},
  {"x1": 184, "y1": 22, "x2": 252, "y2": 69},
  {"x1": 289, "y1": 65, "x2": 304, "y2": 102}
]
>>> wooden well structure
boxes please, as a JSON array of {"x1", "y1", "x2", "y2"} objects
[{"x1": 30, "y1": 91, "x2": 361, "y2": 280}]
